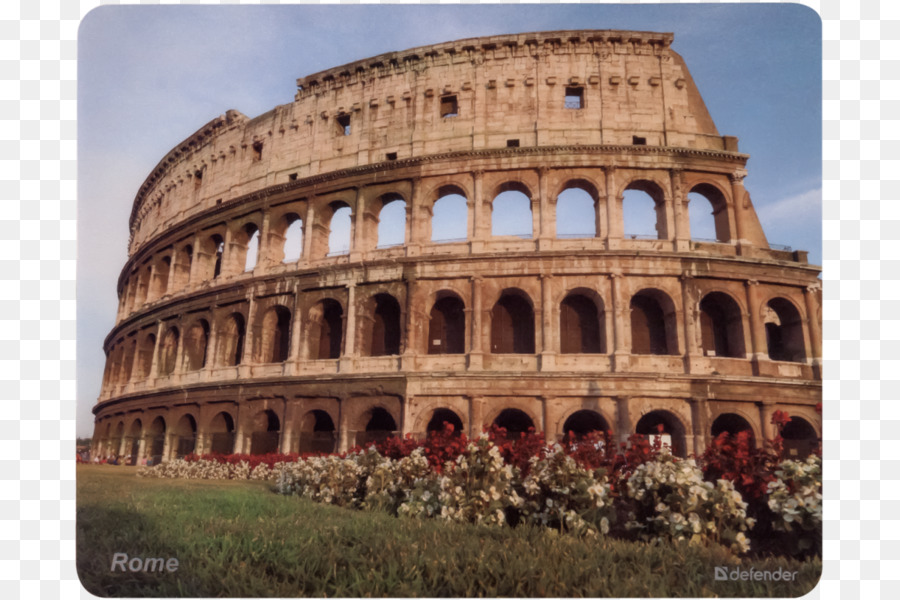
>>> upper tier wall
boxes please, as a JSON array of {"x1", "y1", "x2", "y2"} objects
[{"x1": 128, "y1": 30, "x2": 731, "y2": 255}]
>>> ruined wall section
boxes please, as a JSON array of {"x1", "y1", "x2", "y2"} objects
[{"x1": 128, "y1": 30, "x2": 728, "y2": 255}]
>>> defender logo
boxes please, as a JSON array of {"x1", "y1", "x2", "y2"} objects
[{"x1": 715, "y1": 566, "x2": 798, "y2": 581}]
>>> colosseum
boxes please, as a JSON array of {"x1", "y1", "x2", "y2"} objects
[{"x1": 91, "y1": 30, "x2": 821, "y2": 464}]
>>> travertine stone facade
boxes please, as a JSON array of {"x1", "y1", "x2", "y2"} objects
[{"x1": 92, "y1": 31, "x2": 821, "y2": 464}]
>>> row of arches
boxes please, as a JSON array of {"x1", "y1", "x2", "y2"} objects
[
  {"x1": 103, "y1": 284, "x2": 809, "y2": 391},
  {"x1": 93, "y1": 405, "x2": 820, "y2": 464},
  {"x1": 120, "y1": 173, "x2": 742, "y2": 319}
]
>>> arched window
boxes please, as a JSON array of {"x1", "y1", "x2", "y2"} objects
[
  {"x1": 250, "y1": 409, "x2": 280, "y2": 455},
  {"x1": 699, "y1": 292, "x2": 746, "y2": 358},
  {"x1": 428, "y1": 295, "x2": 465, "y2": 354},
  {"x1": 173, "y1": 414, "x2": 197, "y2": 458},
  {"x1": 556, "y1": 184, "x2": 597, "y2": 238},
  {"x1": 493, "y1": 408, "x2": 535, "y2": 436},
  {"x1": 282, "y1": 215, "x2": 303, "y2": 263},
  {"x1": 243, "y1": 225, "x2": 260, "y2": 272},
  {"x1": 623, "y1": 181, "x2": 667, "y2": 240},
  {"x1": 432, "y1": 187, "x2": 468, "y2": 242},
  {"x1": 781, "y1": 416, "x2": 818, "y2": 458},
  {"x1": 208, "y1": 412, "x2": 235, "y2": 454},
  {"x1": 688, "y1": 184, "x2": 730, "y2": 242},
  {"x1": 630, "y1": 290, "x2": 678, "y2": 355},
  {"x1": 559, "y1": 293, "x2": 604, "y2": 354},
  {"x1": 158, "y1": 327, "x2": 179, "y2": 375},
  {"x1": 217, "y1": 313, "x2": 245, "y2": 367},
  {"x1": 328, "y1": 205, "x2": 352, "y2": 256},
  {"x1": 184, "y1": 319, "x2": 210, "y2": 371},
  {"x1": 491, "y1": 292, "x2": 535, "y2": 354},
  {"x1": 765, "y1": 298, "x2": 806, "y2": 362},
  {"x1": 426, "y1": 408, "x2": 464, "y2": 434},
  {"x1": 147, "y1": 416, "x2": 166, "y2": 465},
  {"x1": 563, "y1": 410, "x2": 610, "y2": 439},
  {"x1": 259, "y1": 306, "x2": 291, "y2": 363},
  {"x1": 363, "y1": 407, "x2": 398, "y2": 445},
  {"x1": 635, "y1": 410, "x2": 687, "y2": 457},
  {"x1": 309, "y1": 299, "x2": 343, "y2": 360},
  {"x1": 711, "y1": 413, "x2": 755, "y2": 444},
  {"x1": 298, "y1": 410, "x2": 336, "y2": 454},
  {"x1": 366, "y1": 294, "x2": 401, "y2": 356},
  {"x1": 377, "y1": 196, "x2": 406, "y2": 248},
  {"x1": 491, "y1": 186, "x2": 533, "y2": 238}
]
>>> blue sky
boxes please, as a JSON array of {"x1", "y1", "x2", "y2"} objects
[{"x1": 77, "y1": 4, "x2": 821, "y2": 437}]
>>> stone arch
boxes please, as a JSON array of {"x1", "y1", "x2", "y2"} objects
[
  {"x1": 361, "y1": 293, "x2": 402, "y2": 356},
  {"x1": 173, "y1": 413, "x2": 198, "y2": 458},
  {"x1": 688, "y1": 182, "x2": 731, "y2": 242},
  {"x1": 423, "y1": 407, "x2": 464, "y2": 435},
  {"x1": 216, "y1": 312, "x2": 246, "y2": 367},
  {"x1": 327, "y1": 202, "x2": 353, "y2": 256},
  {"x1": 431, "y1": 184, "x2": 468, "y2": 242},
  {"x1": 207, "y1": 410, "x2": 236, "y2": 454},
  {"x1": 249, "y1": 409, "x2": 281, "y2": 455},
  {"x1": 375, "y1": 193, "x2": 407, "y2": 249},
  {"x1": 157, "y1": 326, "x2": 179, "y2": 376},
  {"x1": 710, "y1": 412, "x2": 756, "y2": 446},
  {"x1": 781, "y1": 415, "x2": 819, "y2": 458},
  {"x1": 258, "y1": 305, "x2": 292, "y2": 363},
  {"x1": 623, "y1": 179, "x2": 668, "y2": 240},
  {"x1": 146, "y1": 416, "x2": 167, "y2": 465},
  {"x1": 357, "y1": 405, "x2": 399, "y2": 446},
  {"x1": 297, "y1": 409, "x2": 337, "y2": 454},
  {"x1": 635, "y1": 409, "x2": 688, "y2": 458},
  {"x1": 307, "y1": 298, "x2": 344, "y2": 360},
  {"x1": 183, "y1": 318, "x2": 210, "y2": 371},
  {"x1": 562, "y1": 409, "x2": 612, "y2": 439},
  {"x1": 559, "y1": 289, "x2": 606, "y2": 354},
  {"x1": 764, "y1": 297, "x2": 806, "y2": 362},
  {"x1": 490, "y1": 288, "x2": 535, "y2": 354},
  {"x1": 491, "y1": 181, "x2": 533, "y2": 238},
  {"x1": 630, "y1": 289, "x2": 679, "y2": 355},
  {"x1": 492, "y1": 407, "x2": 536, "y2": 436},
  {"x1": 427, "y1": 293, "x2": 466, "y2": 355},
  {"x1": 556, "y1": 179, "x2": 599, "y2": 238},
  {"x1": 699, "y1": 291, "x2": 746, "y2": 358}
]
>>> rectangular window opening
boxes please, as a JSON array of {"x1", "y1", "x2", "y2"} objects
[
  {"x1": 632, "y1": 135, "x2": 647, "y2": 145},
  {"x1": 564, "y1": 86, "x2": 584, "y2": 109},
  {"x1": 440, "y1": 95, "x2": 458, "y2": 118},
  {"x1": 386, "y1": 152, "x2": 398, "y2": 161},
  {"x1": 288, "y1": 173, "x2": 298, "y2": 181},
  {"x1": 337, "y1": 114, "x2": 351, "y2": 136},
  {"x1": 252, "y1": 141, "x2": 263, "y2": 161},
  {"x1": 506, "y1": 139, "x2": 520, "y2": 148}
]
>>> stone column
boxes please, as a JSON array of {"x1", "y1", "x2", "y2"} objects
[
  {"x1": 615, "y1": 396, "x2": 632, "y2": 447},
  {"x1": 744, "y1": 280, "x2": 767, "y2": 372},
  {"x1": 258, "y1": 209, "x2": 272, "y2": 267},
  {"x1": 148, "y1": 321, "x2": 166, "y2": 380},
  {"x1": 350, "y1": 187, "x2": 366, "y2": 262},
  {"x1": 471, "y1": 171, "x2": 487, "y2": 250},
  {"x1": 290, "y1": 288, "x2": 305, "y2": 370},
  {"x1": 803, "y1": 283, "x2": 822, "y2": 374},
  {"x1": 688, "y1": 397, "x2": 708, "y2": 455},
  {"x1": 603, "y1": 166, "x2": 622, "y2": 249},
  {"x1": 128, "y1": 339, "x2": 142, "y2": 384},
  {"x1": 223, "y1": 226, "x2": 239, "y2": 276},
  {"x1": 758, "y1": 402, "x2": 777, "y2": 444},
  {"x1": 539, "y1": 274, "x2": 555, "y2": 370},
  {"x1": 671, "y1": 169, "x2": 690, "y2": 251},
  {"x1": 406, "y1": 177, "x2": 422, "y2": 255},
  {"x1": 302, "y1": 203, "x2": 315, "y2": 265},
  {"x1": 280, "y1": 401, "x2": 294, "y2": 454},
  {"x1": 729, "y1": 170, "x2": 747, "y2": 249},
  {"x1": 204, "y1": 313, "x2": 218, "y2": 374},
  {"x1": 536, "y1": 167, "x2": 552, "y2": 248},
  {"x1": 609, "y1": 272, "x2": 629, "y2": 371},
  {"x1": 680, "y1": 273, "x2": 699, "y2": 373},
  {"x1": 400, "y1": 395, "x2": 412, "y2": 437},
  {"x1": 469, "y1": 395, "x2": 485, "y2": 438},
  {"x1": 468, "y1": 276, "x2": 484, "y2": 370},
  {"x1": 165, "y1": 253, "x2": 178, "y2": 296},
  {"x1": 188, "y1": 233, "x2": 202, "y2": 285},
  {"x1": 402, "y1": 276, "x2": 418, "y2": 361},
  {"x1": 136, "y1": 435, "x2": 147, "y2": 464},
  {"x1": 240, "y1": 296, "x2": 257, "y2": 370},
  {"x1": 337, "y1": 398, "x2": 351, "y2": 453},
  {"x1": 342, "y1": 283, "x2": 358, "y2": 363}
]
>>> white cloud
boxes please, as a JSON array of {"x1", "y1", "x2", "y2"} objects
[{"x1": 756, "y1": 188, "x2": 822, "y2": 224}]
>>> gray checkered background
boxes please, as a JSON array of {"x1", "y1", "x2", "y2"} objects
[{"x1": 0, "y1": 0, "x2": 888, "y2": 598}]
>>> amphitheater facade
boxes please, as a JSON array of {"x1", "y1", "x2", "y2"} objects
[{"x1": 91, "y1": 30, "x2": 821, "y2": 464}]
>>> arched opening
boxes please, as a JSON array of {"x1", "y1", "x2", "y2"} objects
[
  {"x1": 688, "y1": 184, "x2": 730, "y2": 242},
  {"x1": 242, "y1": 224, "x2": 260, "y2": 272},
  {"x1": 711, "y1": 413, "x2": 755, "y2": 446},
  {"x1": 623, "y1": 180, "x2": 667, "y2": 240},
  {"x1": 157, "y1": 327, "x2": 179, "y2": 376},
  {"x1": 432, "y1": 187, "x2": 468, "y2": 242},
  {"x1": 492, "y1": 408, "x2": 535, "y2": 437},
  {"x1": 328, "y1": 205, "x2": 352, "y2": 256},
  {"x1": 365, "y1": 294, "x2": 401, "y2": 356},
  {"x1": 699, "y1": 292, "x2": 746, "y2": 358},
  {"x1": 208, "y1": 412, "x2": 235, "y2": 455},
  {"x1": 298, "y1": 409, "x2": 336, "y2": 454},
  {"x1": 491, "y1": 185, "x2": 533, "y2": 238},
  {"x1": 137, "y1": 332, "x2": 155, "y2": 378},
  {"x1": 146, "y1": 416, "x2": 166, "y2": 465},
  {"x1": 490, "y1": 291, "x2": 535, "y2": 354},
  {"x1": 309, "y1": 299, "x2": 344, "y2": 360},
  {"x1": 282, "y1": 215, "x2": 303, "y2": 263},
  {"x1": 428, "y1": 295, "x2": 465, "y2": 354},
  {"x1": 362, "y1": 407, "x2": 398, "y2": 445},
  {"x1": 426, "y1": 408, "x2": 464, "y2": 434},
  {"x1": 563, "y1": 410, "x2": 611, "y2": 439},
  {"x1": 184, "y1": 319, "x2": 210, "y2": 371},
  {"x1": 556, "y1": 184, "x2": 597, "y2": 238},
  {"x1": 376, "y1": 195, "x2": 406, "y2": 248},
  {"x1": 259, "y1": 305, "x2": 291, "y2": 363},
  {"x1": 635, "y1": 410, "x2": 687, "y2": 457},
  {"x1": 765, "y1": 298, "x2": 806, "y2": 362},
  {"x1": 781, "y1": 416, "x2": 818, "y2": 458},
  {"x1": 249, "y1": 410, "x2": 281, "y2": 455},
  {"x1": 630, "y1": 290, "x2": 678, "y2": 356},
  {"x1": 217, "y1": 313, "x2": 245, "y2": 367},
  {"x1": 173, "y1": 414, "x2": 197, "y2": 458},
  {"x1": 560, "y1": 292, "x2": 605, "y2": 354},
  {"x1": 127, "y1": 419, "x2": 142, "y2": 464}
]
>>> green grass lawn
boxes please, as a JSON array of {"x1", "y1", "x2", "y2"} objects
[{"x1": 77, "y1": 464, "x2": 820, "y2": 597}]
